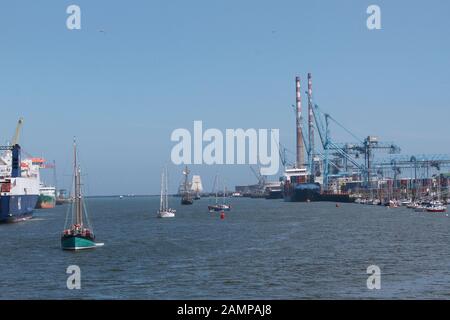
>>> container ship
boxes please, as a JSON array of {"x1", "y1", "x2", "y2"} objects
[
  {"x1": 36, "y1": 185, "x2": 56, "y2": 209},
  {"x1": 0, "y1": 144, "x2": 40, "y2": 223}
]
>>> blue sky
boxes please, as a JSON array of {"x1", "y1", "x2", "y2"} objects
[{"x1": 1, "y1": 0, "x2": 449, "y2": 195}]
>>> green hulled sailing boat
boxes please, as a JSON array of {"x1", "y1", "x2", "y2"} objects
[{"x1": 61, "y1": 138, "x2": 102, "y2": 250}]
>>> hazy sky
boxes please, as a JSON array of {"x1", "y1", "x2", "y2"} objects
[{"x1": 1, "y1": 0, "x2": 449, "y2": 195}]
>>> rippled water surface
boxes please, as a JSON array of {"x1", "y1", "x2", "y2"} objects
[{"x1": 0, "y1": 197, "x2": 449, "y2": 299}]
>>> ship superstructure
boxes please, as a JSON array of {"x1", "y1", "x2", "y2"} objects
[{"x1": 0, "y1": 144, "x2": 40, "y2": 223}]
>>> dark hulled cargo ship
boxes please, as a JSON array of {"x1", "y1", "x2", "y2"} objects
[{"x1": 282, "y1": 169, "x2": 351, "y2": 203}]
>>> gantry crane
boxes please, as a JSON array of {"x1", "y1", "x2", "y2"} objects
[{"x1": 310, "y1": 104, "x2": 400, "y2": 189}]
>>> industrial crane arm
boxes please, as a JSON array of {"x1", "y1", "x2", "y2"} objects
[{"x1": 11, "y1": 117, "x2": 24, "y2": 146}]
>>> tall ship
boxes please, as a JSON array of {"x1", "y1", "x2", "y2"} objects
[
  {"x1": 191, "y1": 175, "x2": 203, "y2": 200},
  {"x1": 0, "y1": 144, "x2": 40, "y2": 223},
  {"x1": 180, "y1": 166, "x2": 194, "y2": 205},
  {"x1": 61, "y1": 138, "x2": 102, "y2": 250},
  {"x1": 36, "y1": 185, "x2": 56, "y2": 209},
  {"x1": 282, "y1": 75, "x2": 350, "y2": 203}
]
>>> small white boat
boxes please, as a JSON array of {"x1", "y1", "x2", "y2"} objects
[
  {"x1": 426, "y1": 205, "x2": 447, "y2": 213},
  {"x1": 388, "y1": 200, "x2": 399, "y2": 208},
  {"x1": 158, "y1": 209, "x2": 176, "y2": 218},
  {"x1": 415, "y1": 205, "x2": 428, "y2": 212},
  {"x1": 209, "y1": 175, "x2": 231, "y2": 212},
  {"x1": 400, "y1": 199, "x2": 412, "y2": 206},
  {"x1": 208, "y1": 204, "x2": 231, "y2": 212},
  {"x1": 407, "y1": 202, "x2": 418, "y2": 209},
  {"x1": 157, "y1": 167, "x2": 176, "y2": 218}
]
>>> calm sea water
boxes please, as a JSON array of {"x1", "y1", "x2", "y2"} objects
[{"x1": 0, "y1": 197, "x2": 449, "y2": 299}]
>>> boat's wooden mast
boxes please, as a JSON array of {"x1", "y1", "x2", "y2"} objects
[
  {"x1": 77, "y1": 166, "x2": 83, "y2": 226},
  {"x1": 74, "y1": 138, "x2": 83, "y2": 226},
  {"x1": 223, "y1": 185, "x2": 226, "y2": 205},
  {"x1": 183, "y1": 166, "x2": 190, "y2": 200},
  {"x1": 165, "y1": 167, "x2": 169, "y2": 210},
  {"x1": 184, "y1": 166, "x2": 188, "y2": 194},
  {"x1": 160, "y1": 170, "x2": 164, "y2": 211},
  {"x1": 215, "y1": 176, "x2": 219, "y2": 205}
]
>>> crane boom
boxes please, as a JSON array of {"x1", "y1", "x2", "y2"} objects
[
  {"x1": 250, "y1": 165, "x2": 265, "y2": 186},
  {"x1": 11, "y1": 117, "x2": 24, "y2": 146}
]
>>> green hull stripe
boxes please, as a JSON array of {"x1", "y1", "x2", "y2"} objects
[
  {"x1": 61, "y1": 237, "x2": 96, "y2": 250},
  {"x1": 38, "y1": 195, "x2": 56, "y2": 201}
]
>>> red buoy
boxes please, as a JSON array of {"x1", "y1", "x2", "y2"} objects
[{"x1": 220, "y1": 211, "x2": 225, "y2": 220}]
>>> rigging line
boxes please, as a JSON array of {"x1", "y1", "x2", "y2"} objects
[
  {"x1": 327, "y1": 114, "x2": 363, "y2": 144},
  {"x1": 63, "y1": 199, "x2": 71, "y2": 230},
  {"x1": 79, "y1": 172, "x2": 93, "y2": 231},
  {"x1": 315, "y1": 105, "x2": 363, "y2": 143},
  {"x1": 82, "y1": 196, "x2": 93, "y2": 233},
  {"x1": 63, "y1": 171, "x2": 75, "y2": 229}
]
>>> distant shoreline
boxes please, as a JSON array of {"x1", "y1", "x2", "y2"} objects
[{"x1": 86, "y1": 195, "x2": 160, "y2": 198}]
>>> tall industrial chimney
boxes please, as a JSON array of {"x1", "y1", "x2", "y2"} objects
[
  {"x1": 295, "y1": 76, "x2": 304, "y2": 169},
  {"x1": 308, "y1": 73, "x2": 315, "y2": 177}
]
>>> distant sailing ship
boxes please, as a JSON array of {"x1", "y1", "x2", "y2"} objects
[
  {"x1": 181, "y1": 166, "x2": 194, "y2": 205},
  {"x1": 157, "y1": 167, "x2": 175, "y2": 218},
  {"x1": 191, "y1": 175, "x2": 203, "y2": 200},
  {"x1": 61, "y1": 139, "x2": 103, "y2": 250}
]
